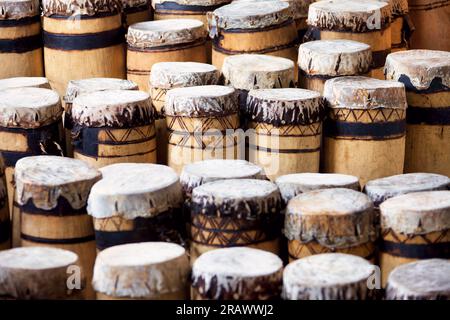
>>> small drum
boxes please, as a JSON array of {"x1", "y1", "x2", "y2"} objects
[
  {"x1": 191, "y1": 247, "x2": 283, "y2": 300},
  {"x1": 70, "y1": 89, "x2": 156, "y2": 168},
  {"x1": 0, "y1": 77, "x2": 50, "y2": 90},
  {"x1": 0, "y1": 247, "x2": 82, "y2": 299},
  {"x1": 285, "y1": 188, "x2": 377, "y2": 262},
  {"x1": 386, "y1": 259, "x2": 450, "y2": 300},
  {"x1": 123, "y1": 0, "x2": 152, "y2": 27},
  {"x1": 298, "y1": 40, "x2": 372, "y2": 94},
  {"x1": 322, "y1": 76, "x2": 407, "y2": 186},
  {"x1": 385, "y1": 50, "x2": 450, "y2": 176},
  {"x1": 283, "y1": 253, "x2": 377, "y2": 300},
  {"x1": 93, "y1": 242, "x2": 190, "y2": 300},
  {"x1": 379, "y1": 191, "x2": 450, "y2": 287},
  {"x1": 87, "y1": 163, "x2": 185, "y2": 251}
]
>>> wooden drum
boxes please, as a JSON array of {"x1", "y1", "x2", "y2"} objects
[
  {"x1": 42, "y1": 0, "x2": 126, "y2": 96},
  {"x1": 383, "y1": 0, "x2": 413, "y2": 52},
  {"x1": 322, "y1": 76, "x2": 407, "y2": 186},
  {"x1": 282, "y1": 0, "x2": 313, "y2": 40},
  {"x1": 192, "y1": 247, "x2": 283, "y2": 300},
  {"x1": 0, "y1": 77, "x2": 50, "y2": 90},
  {"x1": 285, "y1": 188, "x2": 377, "y2": 262},
  {"x1": 123, "y1": 0, "x2": 152, "y2": 27},
  {"x1": 153, "y1": 0, "x2": 229, "y2": 24},
  {"x1": 93, "y1": 242, "x2": 190, "y2": 300},
  {"x1": 0, "y1": 159, "x2": 9, "y2": 251},
  {"x1": 385, "y1": 50, "x2": 450, "y2": 176},
  {"x1": 0, "y1": 0, "x2": 43, "y2": 78},
  {"x1": 379, "y1": 191, "x2": 450, "y2": 287}
]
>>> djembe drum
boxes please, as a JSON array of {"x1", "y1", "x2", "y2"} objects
[
  {"x1": 0, "y1": 77, "x2": 50, "y2": 90},
  {"x1": 123, "y1": 0, "x2": 152, "y2": 27}
]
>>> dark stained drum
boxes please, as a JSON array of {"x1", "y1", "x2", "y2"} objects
[
  {"x1": 0, "y1": 77, "x2": 50, "y2": 90},
  {"x1": 0, "y1": 157, "x2": 9, "y2": 251},
  {"x1": 123, "y1": 0, "x2": 152, "y2": 27}
]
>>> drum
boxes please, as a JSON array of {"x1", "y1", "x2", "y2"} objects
[
  {"x1": 0, "y1": 77, "x2": 50, "y2": 90},
  {"x1": 385, "y1": 50, "x2": 450, "y2": 176},
  {"x1": 285, "y1": 188, "x2": 377, "y2": 262},
  {"x1": 0, "y1": 247, "x2": 82, "y2": 299},
  {"x1": 165, "y1": 85, "x2": 240, "y2": 173},
  {"x1": 190, "y1": 179, "x2": 283, "y2": 262},
  {"x1": 191, "y1": 247, "x2": 283, "y2": 300},
  {"x1": 70, "y1": 89, "x2": 156, "y2": 168},
  {"x1": 126, "y1": 19, "x2": 208, "y2": 92},
  {"x1": 150, "y1": 62, "x2": 220, "y2": 164},
  {"x1": 0, "y1": 0, "x2": 43, "y2": 78},
  {"x1": 123, "y1": 0, "x2": 152, "y2": 27},
  {"x1": 322, "y1": 76, "x2": 407, "y2": 186},
  {"x1": 93, "y1": 242, "x2": 190, "y2": 300},
  {"x1": 383, "y1": 0, "x2": 413, "y2": 52},
  {"x1": 282, "y1": 0, "x2": 313, "y2": 40},
  {"x1": 283, "y1": 253, "x2": 377, "y2": 300},
  {"x1": 87, "y1": 163, "x2": 185, "y2": 251},
  {"x1": 379, "y1": 191, "x2": 450, "y2": 287},
  {"x1": 298, "y1": 40, "x2": 372, "y2": 94},
  {"x1": 0, "y1": 158, "x2": 9, "y2": 251},
  {"x1": 306, "y1": 0, "x2": 392, "y2": 79},
  {"x1": 208, "y1": 1, "x2": 298, "y2": 70},
  {"x1": 386, "y1": 259, "x2": 450, "y2": 300},
  {"x1": 245, "y1": 88, "x2": 325, "y2": 180},
  {"x1": 15, "y1": 155, "x2": 101, "y2": 299},
  {"x1": 42, "y1": 0, "x2": 126, "y2": 96}
]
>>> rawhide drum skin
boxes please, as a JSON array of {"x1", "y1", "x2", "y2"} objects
[
  {"x1": 165, "y1": 85, "x2": 240, "y2": 174},
  {"x1": 0, "y1": 247, "x2": 82, "y2": 299},
  {"x1": 285, "y1": 188, "x2": 377, "y2": 262},
  {"x1": 126, "y1": 19, "x2": 208, "y2": 92},
  {"x1": 298, "y1": 40, "x2": 372, "y2": 94},
  {"x1": 0, "y1": 77, "x2": 50, "y2": 90},
  {"x1": 87, "y1": 163, "x2": 185, "y2": 251},
  {"x1": 14, "y1": 156, "x2": 101, "y2": 298},
  {"x1": 0, "y1": 157, "x2": 9, "y2": 251},
  {"x1": 381, "y1": 0, "x2": 413, "y2": 52},
  {"x1": 386, "y1": 259, "x2": 450, "y2": 300},
  {"x1": 385, "y1": 50, "x2": 450, "y2": 176},
  {"x1": 244, "y1": 88, "x2": 325, "y2": 180},
  {"x1": 283, "y1": 253, "x2": 377, "y2": 300},
  {"x1": 42, "y1": 0, "x2": 126, "y2": 96},
  {"x1": 123, "y1": 0, "x2": 152, "y2": 28},
  {"x1": 70, "y1": 89, "x2": 156, "y2": 168},
  {"x1": 0, "y1": 0, "x2": 43, "y2": 78},
  {"x1": 190, "y1": 179, "x2": 283, "y2": 262},
  {"x1": 306, "y1": 0, "x2": 392, "y2": 80},
  {"x1": 150, "y1": 62, "x2": 220, "y2": 165},
  {"x1": 322, "y1": 76, "x2": 407, "y2": 186},
  {"x1": 208, "y1": 1, "x2": 298, "y2": 70},
  {"x1": 191, "y1": 247, "x2": 283, "y2": 300},
  {"x1": 93, "y1": 242, "x2": 190, "y2": 300},
  {"x1": 379, "y1": 191, "x2": 450, "y2": 287}
]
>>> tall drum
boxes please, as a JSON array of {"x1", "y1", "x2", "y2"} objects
[
  {"x1": 15, "y1": 156, "x2": 101, "y2": 299},
  {"x1": 385, "y1": 50, "x2": 450, "y2": 176},
  {"x1": 0, "y1": 0, "x2": 43, "y2": 78},
  {"x1": 322, "y1": 76, "x2": 407, "y2": 186},
  {"x1": 244, "y1": 88, "x2": 325, "y2": 180},
  {"x1": 165, "y1": 85, "x2": 240, "y2": 174},
  {"x1": 42, "y1": 0, "x2": 126, "y2": 96},
  {"x1": 208, "y1": 1, "x2": 298, "y2": 70},
  {"x1": 126, "y1": 19, "x2": 208, "y2": 92},
  {"x1": 306, "y1": 0, "x2": 392, "y2": 79},
  {"x1": 0, "y1": 77, "x2": 50, "y2": 90},
  {"x1": 70, "y1": 90, "x2": 156, "y2": 168},
  {"x1": 123, "y1": 0, "x2": 152, "y2": 27}
]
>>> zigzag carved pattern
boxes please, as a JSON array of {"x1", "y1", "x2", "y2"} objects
[
  {"x1": 382, "y1": 229, "x2": 449, "y2": 244},
  {"x1": 289, "y1": 241, "x2": 375, "y2": 260},
  {"x1": 330, "y1": 108, "x2": 406, "y2": 123},
  {"x1": 151, "y1": 88, "x2": 168, "y2": 105},
  {"x1": 102, "y1": 126, "x2": 153, "y2": 143},
  {"x1": 249, "y1": 122, "x2": 322, "y2": 136}
]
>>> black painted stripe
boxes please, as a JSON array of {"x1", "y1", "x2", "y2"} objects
[
  {"x1": 399, "y1": 74, "x2": 450, "y2": 94},
  {"x1": 21, "y1": 233, "x2": 95, "y2": 244},
  {"x1": 324, "y1": 119, "x2": 406, "y2": 139},
  {"x1": 0, "y1": 15, "x2": 40, "y2": 27},
  {"x1": 16, "y1": 198, "x2": 88, "y2": 216},
  {"x1": 381, "y1": 240, "x2": 450, "y2": 259},
  {"x1": 248, "y1": 144, "x2": 321, "y2": 154},
  {"x1": 0, "y1": 219, "x2": 11, "y2": 243},
  {"x1": 43, "y1": 27, "x2": 124, "y2": 50},
  {"x1": 407, "y1": 106, "x2": 450, "y2": 125},
  {"x1": 0, "y1": 34, "x2": 42, "y2": 53},
  {"x1": 127, "y1": 38, "x2": 205, "y2": 52},
  {"x1": 124, "y1": 4, "x2": 150, "y2": 14},
  {"x1": 155, "y1": 1, "x2": 227, "y2": 12}
]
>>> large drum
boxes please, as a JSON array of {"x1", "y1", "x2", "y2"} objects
[
  {"x1": 42, "y1": 0, "x2": 126, "y2": 96},
  {"x1": 15, "y1": 156, "x2": 101, "y2": 299},
  {"x1": 93, "y1": 242, "x2": 190, "y2": 300},
  {"x1": 126, "y1": 19, "x2": 208, "y2": 92},
  {"x1": 165, "y1": 85, "x2": 240, "y2": 173},
  {"x1": 87, "y1": 163, "x2": 185, "y2": 251},
  {"x1": 0, "y1": 0, "x2": 43, "y2": 78},
  {"x1": 306, "y1": 0, "x2": 392, "y2": 79},
  {"x1": 123, "y1": 0, "x2": 152, "y2": 27},
  {"x1": 191, "y1": 247, "x2": 283, "y2": 300},
  {"x1": 385, "y1": 50, "x2": 450, "y2": 176},
  {"x1": 285, "y1": 188, "x2": 377, "y2": 262},
  {"x1": 322, "y1": 76, "x2": 407, "y2": 186},
  {"x1": 70, "y1": 89, "x2": 156, "y2": 168},
  {"x1": 379, "y1": 191, "x2": 450, "y2": 287},
  {"x1": 0, "y1": 77, "x2": 50, "y2": 90},
  {"x1": 283, "y1": 253, "x2": 377, "y2": 300},
  {"x1": 190, "y1": 179, "x2": 283, "y2": 262},
  {"x1": 298, "y1": 40, "x2": 372, "y2": 94},
  {"x1": 150, "y1": 62, "x2": 220, "y2": 164},
  {"x1": 208, "y1": 1, "x2": 298, "y2": 70},
  {"x1": 244, "y1": 88, "x2": 325, "y2": 180}
]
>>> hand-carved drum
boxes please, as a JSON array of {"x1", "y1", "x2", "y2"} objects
[
  {"x1": 123, "y1": 0, "x2": 152, "y2": 27},
  {"x1": 191, "y1": 247, "x2": 283, "y2": 300},
  {"x1": 0, "y1": 77, "x2": 50, "y2": 90},
  {"x1": 385, "y1": 50, "x2": 450, "y2": 176},
  {"x1": 93, "y1": 242, "x2": 190, "y2": 300},
  {"x1": 0, "y1": 0, "x2": 43, "y2": 78}
]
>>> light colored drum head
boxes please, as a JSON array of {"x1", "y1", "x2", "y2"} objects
[
  {"x1": 150, "y1": 62, "x2": 219, "y2": 88},
  {"x1": 42, "y1": 0, "x2": 122, "y2": 16},
  {"x1": 0, "y1": 0, "x2": 40, "y2": 19},
  {"x1": 0, "y1": 77, "x2": 50, "y2": 90},
  {"x1": 0, "y1": 247, "x2": 78, "y2": 270},
  {"x1": 64, "y1": 78, "x2": 138, "y2": 103}
]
